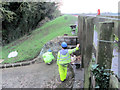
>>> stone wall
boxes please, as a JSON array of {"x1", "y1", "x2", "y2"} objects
[
  {"x1": 38, "y1": 36, "x2": 79, "y2": 62},
  {"x1": 38, "y1": 37, "x2": 62, "y2": 61}
]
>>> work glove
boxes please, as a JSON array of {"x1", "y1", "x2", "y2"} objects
[{"x1": 77, "y1": 44, "x2": 80, "y2": 48}]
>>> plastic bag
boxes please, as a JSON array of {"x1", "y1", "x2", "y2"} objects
[{"x1": 8, "y1": 51, "x2": 18, "y2": 58}]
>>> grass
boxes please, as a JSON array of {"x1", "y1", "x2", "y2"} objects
[{"x1": 1, "y1": 15, "x2": 78, "y2": 64}]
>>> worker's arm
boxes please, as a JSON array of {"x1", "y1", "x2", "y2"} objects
[
  {"x1": 57, "y1": 52, "x2": 60, "y2": 65},
  {"x1": 68, "y1": 44, "x2": 80, "y2": 54}
]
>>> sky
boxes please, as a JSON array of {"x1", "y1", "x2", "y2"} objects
[{"x1": 59, "y1": 0, "x2": 120, "y2": 14}]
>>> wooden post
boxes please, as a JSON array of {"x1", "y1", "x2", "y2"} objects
[
  {"x1": 78, "y1": 16, "x2": 83, "y2": 67},
  {"x1": 0, "y1": 2, "x2": 2, "y2": 46},
  {"x1": 118, "y1": 20, "x2": 120, "y2": 84},
  {"x1": 84, "y1": 17, "x2": 94, "y2": 88},
  {"x1": 96, "y1": 22, "x2": 114, "y2": 68},
  {"x1": 78, "y1": 16, "x2": 87, "y2": 68},
  {"x1": 78, "y1": 16, "x2": 83, "y2": 46},
  {"x1": 118, "y1": 3, "x2": 120, "y2": 85},
  {"x1": 96, "y1": 22, "x2": 114, "y2": 88},
  {"x1": 0, "y1": 3, "x2": 2, "y2": 90}
]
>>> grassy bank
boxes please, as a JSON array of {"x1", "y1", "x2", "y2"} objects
[{"x1": 1, "y1": 15, "x2": 78, "y2": 64}]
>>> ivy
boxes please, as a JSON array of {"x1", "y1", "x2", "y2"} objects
[{"x1": 91, "y1": 64, "x2": 114, "y2": 88}]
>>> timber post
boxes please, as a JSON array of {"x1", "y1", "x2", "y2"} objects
[
  {"x1": 78, "y1": 16, "x2": 88, "y2": 68},
  {"x1": 96, "y1": 22, "x2": 114, "y2": 68},
  {"x1": 96, "y1": 22, "x2": 114, "y2": 87},
  {"x1": 118, "y1": 19, "x2": 120, "y2": 84},
  {"x1": 83, "y1": 17, "x2": 94, "y2": 88},
  {"x1": 78, "y1": 16, "x2": 84, "y2": 68}
]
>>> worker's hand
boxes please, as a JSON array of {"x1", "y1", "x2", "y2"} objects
[{"x1": 77, "y1": 44, "x2": 80, "y2": 48}]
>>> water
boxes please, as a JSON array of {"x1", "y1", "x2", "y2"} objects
[{"x1": 111, "y1": 49, "x2": 118, "y2": 76}]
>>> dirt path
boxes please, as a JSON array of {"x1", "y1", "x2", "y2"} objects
[
  {"x1": 2, "y1": 60, "x2": 75, "y2": 88},
  {"x1": 2, "y1": 62, "x2": 59, "y2": 88}
]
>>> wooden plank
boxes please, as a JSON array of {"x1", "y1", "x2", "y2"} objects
[
  {"x1": 57, "y1": 36, "x2": 78, "y2": 38},
  {"x1": 57, "y1": 36, "x2": 78, "y2": 45},
  {"x1": 67, "y1": 45, "x2": 76, "y2": 48},
  {"x1": 62, "y1": 36, "x2": 78, "y2": 38}
]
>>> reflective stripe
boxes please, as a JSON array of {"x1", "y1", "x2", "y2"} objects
[
  {"x1": 59, "y1": 50, "x2": 70, "y2": 62},
  {"x1": 59, "y1": 58, "x2": 71, "y2": 61},
  {"x1": 75, "y1": 49, "x2": 76, "y2": 52},
  {"x1": 57, "y1": 56, "x2": 60, "y2": 59},
  {"x1": 60, "y1": 53, "x2": 70, "y2": 59},
  {"x1": 73, "y1": 48, "x2": 76, "y2": 52}
]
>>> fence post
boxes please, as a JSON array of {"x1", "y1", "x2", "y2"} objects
[
  {"x1": 118, "y1": 20, "x2": 120, "y2": 83},
  {"x1": 78, "y1": 16, "x2": 88, "y2": 68},
  {"x1": 96, "y1": 22, "x2": 114, "y2": 87},
  {"x1": 118, "y1": 3, "x2": 120, "y2": 88},
  {"x1": 96, "y1": 22, "x2": 114, "y2": 68},
  {"x1": 78, "y1": 16, "x2": 82, "y2": 45},
  {"x1": 84, "y1": 17, "x2": 94, "y2": 88},
  {"x1": 78, "y1": 16, "x2": 84, "y2": 68}
]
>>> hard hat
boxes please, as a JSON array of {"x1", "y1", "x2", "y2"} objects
[
  {"x1": 48, "y1": 49, "x2": 52, "y2": 52},
  {"x1": 61, "y1": 42, "x2": 67, "y2": 47}
]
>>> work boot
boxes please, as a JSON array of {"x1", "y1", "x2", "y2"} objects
[
  {"x1": 64, "y1": 75, "x2": 69, "y2": 81},
  {"x1": 46, "y1": 61, "x2": 53, "y2": 65},
  {"x1": 57, "y1": 78, "x2": 65, "y2": 84},
  {"x1": 46, "y1": 63, "x2": 51, "y2": 65}
]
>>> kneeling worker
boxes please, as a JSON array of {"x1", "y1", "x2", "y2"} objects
[
  {"x1": 42, "y1": 49, "x2": 55, "y2": 65},
  {"x1": 57, "y1": 42, "x2": 80, "y2": 82}
]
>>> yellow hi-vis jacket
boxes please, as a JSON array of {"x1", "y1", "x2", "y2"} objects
[
  {"x1": 57, "y1": 47, "x2": 79, "y2": 65},
  {"x1": 42, "y1": 52, "x2": 55, "y2": 63}
]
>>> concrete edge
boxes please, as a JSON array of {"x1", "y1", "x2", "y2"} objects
[{"x1": 0, "y1": 57, "x2": 38, "y2": 69}]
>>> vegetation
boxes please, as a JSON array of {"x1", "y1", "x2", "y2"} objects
[
  {"x1": 91, "y1": 64, "x2": 114, "y2": 88},
  {"x1": 1, "y1": 15, "x2": 77, "y2": 64},
  {"x1": 1, "y1": 2, "x2": 60, "y2": 45}
]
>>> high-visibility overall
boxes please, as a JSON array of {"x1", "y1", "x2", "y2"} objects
[
  {"x1": 42, "y1": 52, "x2": 55, "y2": 63},
  {"x1": 57, "y1": 47, "x2": 79, "y2": 81}
]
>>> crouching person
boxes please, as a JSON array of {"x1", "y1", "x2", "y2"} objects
[
  {"x1": 42, "y1": 49, "x2": 55, "y2": 65},
  {"x1": 57, "y1": 42, "x2": 80, "y2": 82}
]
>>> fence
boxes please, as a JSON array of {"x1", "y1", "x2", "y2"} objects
[{"x1": 78, "y1": 15, "x2": 120, "y2": 88}]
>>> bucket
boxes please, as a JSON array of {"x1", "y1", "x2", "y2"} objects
[
  {"x1": 64, "y1": 34, "x2": 68, "y2": 36},
  {"x1": 71, "y1": 30, "x2": 76, "y2": 35}
]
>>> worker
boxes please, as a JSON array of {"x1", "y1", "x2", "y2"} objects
[
  {"x1": 42, "y1": 49, "x2": 55, "y2": 65},
  {"x1": 57, "y1": 42, "x2": 80, "y2": 82},
  {"x1": 97, "y1": 9, "x2": 100, "y2": 15}
]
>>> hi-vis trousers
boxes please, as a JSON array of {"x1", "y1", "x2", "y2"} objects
[{"x1": 58, "y1": 64, "x2": 68, "y2": 81}]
